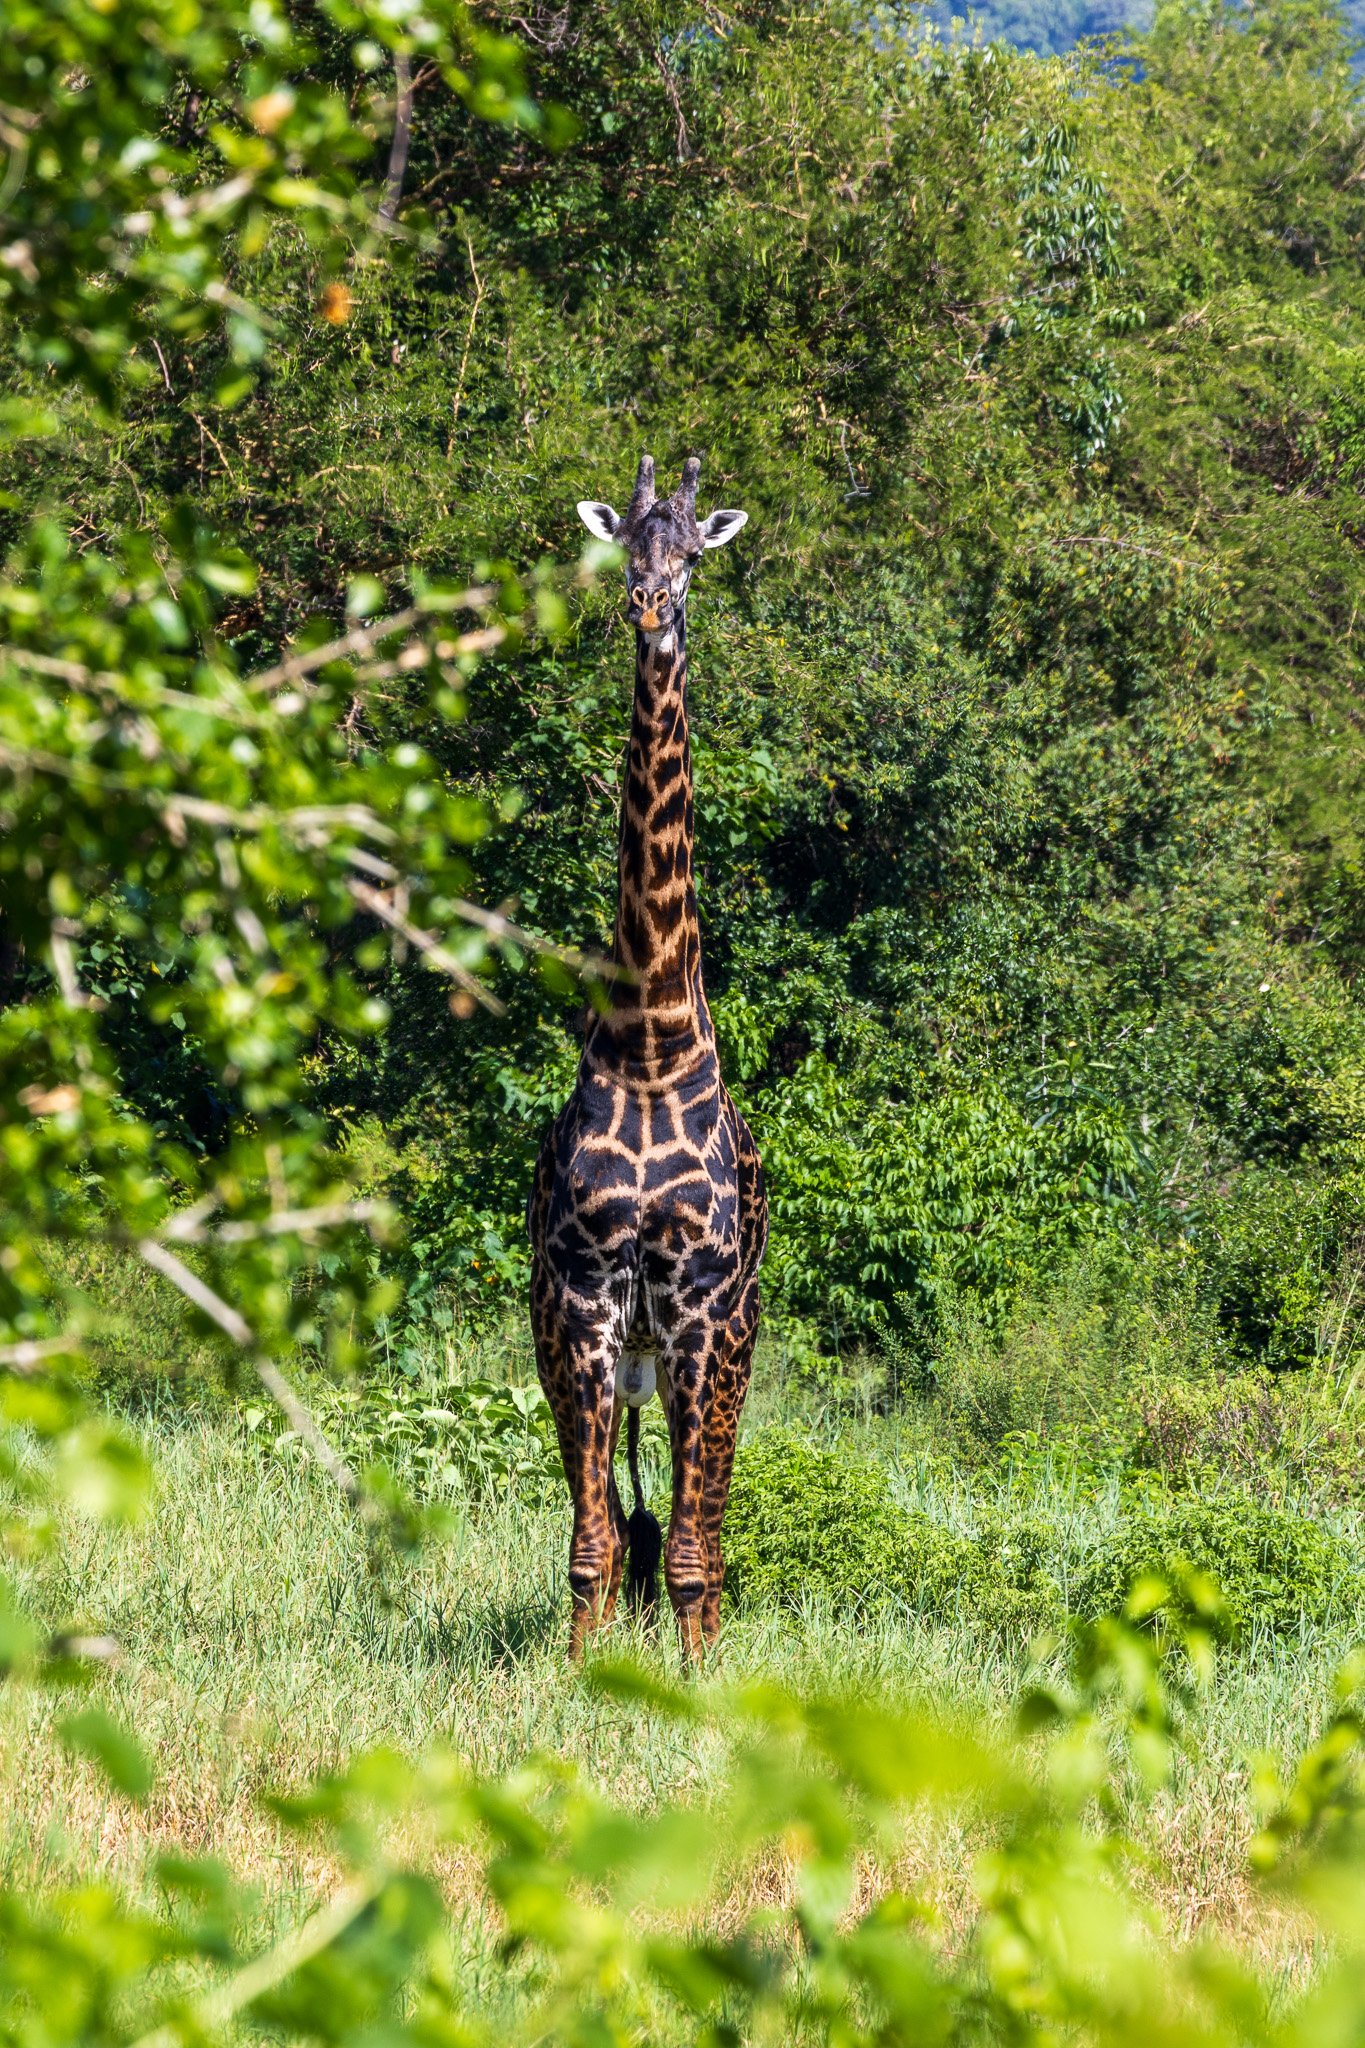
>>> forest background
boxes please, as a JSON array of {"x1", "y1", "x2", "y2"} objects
[
  {"x1": 13, "y1": 0, "x2": 1362, "y2": 1369},
  {"x1": 7, "y1": 3, "x2": 1365, "y2": 2042}
]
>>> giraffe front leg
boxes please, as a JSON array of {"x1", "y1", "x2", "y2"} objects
[{"x1": 701, "y1": 1278, "x2": 759, "y2": 1646}]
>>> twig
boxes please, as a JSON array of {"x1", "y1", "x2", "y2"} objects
[
  {"x1": 354, "y1": 622, "x2": 506, "y2": 683},
  {"x1": 0, "y1": 645, "x2": 264, "y2": 727},
  {"x1": 838, "y1": 422, "x2": 870, "y2": 501},
  {"x1": 135, "y1": 1240, "x2": 367, "y2": 1513},
  {"x1": 654, "y1": 42, "x2": 691, "y2": 161},
  {"x1": 130, "y1": 1879, "x2": 380, "y2": 2048},
  {"x1": 448, "y1": 229, "x2": 486, "y2": 444},
  {"x1": 379, "y1": 50, "x2": 414, "y2": 222},
  {"x1": 150, "y1": 338, "x2": 174, "y2": 394},
  {"x1": 1041, "y1": 534, "x2": 1199, "y2": 570},
  {"x1": 245, "y1": 603, "x2": 507, "y2": 696},
  {"x1": 0, "y1": 742, "x2": 401, "y2": 852},
  {"x1": 347, "y1": 878, "x2": 505, "y2": 1014},
  {"x1": 0, "y1": 1334, "x2": 83, "y2": 1375},
  {"x1": 161, "y1": 1198, "x2": 388, "y2": 1245},
  {"x1": 188, "y1": 411, "x2": 237, "y2": 483},
  {"x1": 451, "y1": 893, "x2": 618, "y2": 984}
]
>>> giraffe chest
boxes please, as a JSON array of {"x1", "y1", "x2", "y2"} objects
[{"x1": 543, "y1": 1078, "x2": 742, "y2": 1303}]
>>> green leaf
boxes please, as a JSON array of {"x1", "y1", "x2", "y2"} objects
[
  {"x1": 60, "y1": 1708, "x2": 153, "y2": 1801},
  {"x1": 346, "y1": 574, "x2": 386, "y2": 619},
  {"x1": 198, "y1": 551, "x2": 259, "y2": 596}
]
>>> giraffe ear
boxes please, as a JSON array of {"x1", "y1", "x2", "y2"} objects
[
  {"x1": 576, "y1": 501, "x2": 622, "y2": 542},
  {"x1": 697, "y1": 508, "x2": 748, "y2": 549}
]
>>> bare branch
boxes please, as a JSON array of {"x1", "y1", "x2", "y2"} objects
[
  {"x1": 0, "y1": 1334, "x2": 83, "y2": 1375},
  {"x1": 130, "y1": 1879, "x2": 380, "y2": 2048},
  {"x1": 347, "y1": 878, "x2": 506, "y2": 1014},
  {"x1": 161, "y1": 1198, "x2": 389, "y2": 1245},
  {"x1": 136, "y1": 1240, "x2": 368, "y2": 1513},
  {"x1": 344, "y1": 846, "x2": 400, "y2": 883},
  {"x1": 448, "y1": 230, "x2": 486, "y2": 445},
  {"x1": 0, "y1": 645, "x2": 264, "y2": 727},
  {"x1": 246, "y1": 607, "x2": 421, "y2": 694},
  {"x1": 1041, "y1": 535, "x2": 1200, "y2": 570},
  {"x1": 654, "y1": 42, "x2": 692, "y2": 161},
  {"x1": 0, "y1": 740, "x2": 397, "y2": 849},
  {"x1": 379, "y1": 50, "x2": 414, "y2": 222},
  {"x1": 451, "y1": 894, "x2": 619, "y2": 985},
  {"x1": 47, "y1": 1631, "x2": 121, "y2": 1664},
  {"x1": 243, "y1": 596, "x2": 500, "y2": 701}
]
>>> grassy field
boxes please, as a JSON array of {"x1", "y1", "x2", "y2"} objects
[{"x1": 6, "y1": 1299, "x2": 1363, "y2": 2011}]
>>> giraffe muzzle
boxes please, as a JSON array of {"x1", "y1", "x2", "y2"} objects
[{"x1": 629, "y1": 585, "x2": 672, "y2": 632}]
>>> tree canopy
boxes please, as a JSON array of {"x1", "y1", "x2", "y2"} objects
[{"x1": 4, "y1": 0, "x2": 1365, "y2": 1403}]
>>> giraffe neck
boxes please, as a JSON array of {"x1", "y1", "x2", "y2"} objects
[{"x1": 590, "y1": 617, "x2": 713, "y2": 1083}]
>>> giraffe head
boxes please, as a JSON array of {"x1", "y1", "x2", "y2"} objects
[{"x1": 576, "y1": 455, "x2": 747, "y2": 641}]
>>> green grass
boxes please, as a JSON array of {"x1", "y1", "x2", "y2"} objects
[{"x1": 3, "y1": 1321, "x2": 1361, "y2": 1996}]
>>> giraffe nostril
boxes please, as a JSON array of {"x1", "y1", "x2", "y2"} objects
[
  {"x1": 654, "y1": 589, "x2": 670, "y2": 608},
  {"x1": 631, "y1": 586, "x2": 647, "y2": 606}
]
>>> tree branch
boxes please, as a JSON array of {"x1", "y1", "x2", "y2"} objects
[
  {"x1": 379, "y1": 51, "x2": 414, "y2": 222},
  {"x1": 160, "y1": 1198, "x2": 390, "y2": 1245},
  {"x1": 130, "y1": 1879, "x2": 380, "y2": 2048},
  {"x1": 346, "y1": 877, "x2": 505, "y2": 1014},
  {"x1": 135, "y1": 1240, "x2": 368, "y2": 1514},
  {"x1": 0, "y1": 1334, "x2": 83, "y2": 1375}
]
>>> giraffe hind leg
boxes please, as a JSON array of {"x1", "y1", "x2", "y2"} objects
[
  {"x1": 700, "y1": 1278, "x2": 759, "y2": 1647},
  {"x1": 659, "y1": 1320, "x2": 728, "y2": 1664},
  {"x1": 532, "y1": 1287, "x2": 627, "y2": 1660}
]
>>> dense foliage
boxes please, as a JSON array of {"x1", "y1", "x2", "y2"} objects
[
  {"x1": 8, "y1": 0, "x2": 1365, "y2": 1378},
  {"x1": 725, "y1": 1422, "x2": 1365, "y2": 1635}
]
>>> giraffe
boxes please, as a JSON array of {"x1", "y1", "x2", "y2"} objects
[{"x1": 527, "y1": 453, "x2": 767, "y2": 1664}]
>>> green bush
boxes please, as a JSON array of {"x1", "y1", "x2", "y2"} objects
[
  {"x1": 1199, "y1": 1166, "x2": 1365, "y2": 1372},
  {"x1": 724, "y1": 1428, "x2": 1066, "y2": 1634},
  {"x1": 1076, "y1": 1494, "x2": 1362, "y2": 1638},
  {"x1": 925, "y1": 1247, "x2": 1223, "y2": 1467},
  {"x1": 1131, "y1": 1368, "x2": 1365, "y2": 1505},
  {"x1": 726, "y1": 1430, "x2": 1365, "y2": 1642},
  {"x1": 723, "y1": 1429, "x2": 921, "y2": 1610},
  {"x1": 943, "y1": 1513, "x2": 1069, "y2": 1638}
]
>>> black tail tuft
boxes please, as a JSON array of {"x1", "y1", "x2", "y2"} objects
[
  {"x1": 624, "y1": 1404, "x2": 662, "y2": 1616},
  {"x1": 626, "y1": 1502, "x2": 663, "y2": 1614}
]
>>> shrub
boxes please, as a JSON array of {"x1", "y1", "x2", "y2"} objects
[
  {"x1": 724, "y1": 1428, "x2": 1067, "y2": 1634},
  {"x1": 723, "y1": 1429, "x2": 921, "y2": 1609},
  {"x1": 329, "y1": 1367, "x2": 563, "y2": 1503},
  {"x1": 1130, "y1": 1368, "x2": 1365, "y2": 1505},
  {"x1": 1076, "y1": 1494, "x2": 1361, "y2": 1638},
  {"x1": 757, "y1": 1056, "x2": 1145, "y2": 1345},
  {"x1": 943, "y1": 1513, "x2": 1068, "y2": 1637},
  {"x1": 924, "y1": 1247, "x2": 1225, "y2": 1468},
  {"x1": 1198, "y1": 1167, "x2": 1365, "y2": 1371}
]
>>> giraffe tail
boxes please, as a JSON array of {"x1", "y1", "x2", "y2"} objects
[{"x1": 624, "y1": 1405, "x2": 662, "y2": 1616}]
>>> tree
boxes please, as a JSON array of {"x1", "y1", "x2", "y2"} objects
[{"x1": 0, "y1": 0, "x2": 577, "y2": 1596}]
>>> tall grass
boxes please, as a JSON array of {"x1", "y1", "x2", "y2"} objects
[
  {"x1": 0, "y1": 1366, "x2": 1354, "y2": 1987},
  {"x1": 8, "y1": 1249, "x2": 1364, "y2": 1995}
]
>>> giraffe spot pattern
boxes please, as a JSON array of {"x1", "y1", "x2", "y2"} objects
[{"x1": 528, "y1": 597, "x2": 767, "y2": 1664}]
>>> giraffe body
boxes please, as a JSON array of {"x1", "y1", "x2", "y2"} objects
[{"x1": 528, "y1": 456, "x2": 766, "y2": 1661}]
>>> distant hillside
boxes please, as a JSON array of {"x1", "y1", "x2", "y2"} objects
[{"x1": 929, "y1": 0, "x2": 1362, "y2": 60}]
